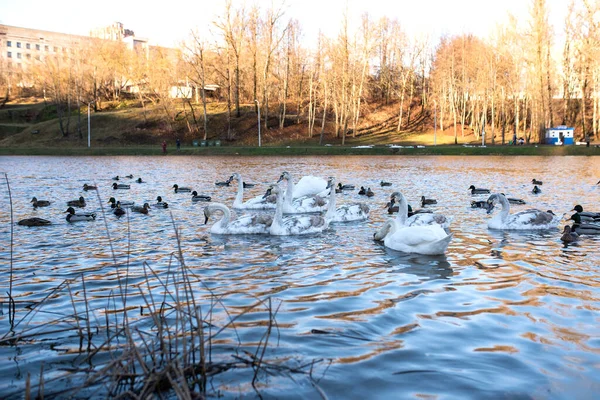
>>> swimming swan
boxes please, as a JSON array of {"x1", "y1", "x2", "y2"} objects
[
  {"x1": 204, "y1": 202, "x2": 273, "y2": 234},
  {"x1": 278, "y1": 172, "x2": 328, "y2": 199},
  {"x1": 390, "y1": 192, "x2": 452, "y2": 228},
  {"x1": 486, "y1": 193, "x2": 560, "y2": 230},
  {"x1": 325, "y1": 177, "x2": 369, "y2": 223},
  {"x1": 269, "y1": 185, "x2": 328, "y2": 236},
  {"x1": 373, "y1": 218, "x2": 453, "y2": 255},
  {"x1": 231, "y1": 172, "x2": 276, "y2": 210},
  {"x1": 278, "y1": 171, "x2": 328, "y2": 214}
]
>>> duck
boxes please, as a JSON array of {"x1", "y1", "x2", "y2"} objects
[
  {"x1": 366, "y1": 188, "x2": 375, "y2": 197},
  {"x1": 191, "y1": 191, "x2": 212, "y2": 202},
  {"x1": 373, "y1": 218, "x2": 453, "y2": 255},
  {"x1": 203, "y1": 202, "x2": 273, "y2": 235},
  {"x1": 112, "y1": 176, "x2": 120, "y2": 181},
  {"x1": 243, "y1": 181, "x2": 255, "y2": 188},
  {"x1": 560, "y1": 225, "x2": 579, "y2": 243},
  {"x1": 18, "y1": 217, "x2": 51, "y2": 227},
  {"x1": 136, "y1": 178, "x2": 144, "y2": 183},
  {"x1": 471, "y1": 200, "x2": 492, "y2": 210},
  {"x1": 131, "y1": 203, "x2": 151, "y2": 214},
  {"x1": 468, "y1": 185, "x2": 491, "y2": 195},
  {"x1": 389, "y1": 192, "x2": 452, "y2": 228},
  {"x1": 67, "y1": 196, "x2": 86, "y2": 207},
  {"x1": 108, "y1": 197, "x2": 135, "y2": 208},
  {"x1": 215, "y1": 177, "x2": 232, "y2": 187},
  {"x1": 278, "y1": 171, "x2": 328, "y2": 214},
  {"x1": 573, "y1": 222, "x2": 600, "y2": 235},
  {"x1": 173, "y1": 184, "x2": 192, "y2": 193},
  {"x1": 531, "y1": 179, "x2": 543, "y2": 185},
  {"x1": 83, "y1": 184, "x2": 97, "y2": 191},
  {"x1": 125, "y1": 174, "x2": 134, "y2": 179},
  {"x1": 571, "y1": 205, "x2": 600, "y2": 222},
  {"x1": 268, "y1": 185, "x2": 328, "y2": 236},
  {"x1": 112, "y1": 183, "x2": 131, "y2": 190},
  {"x1": 386, "y1": 198, "x2": 399, "y2": 214},
  {"x1": 380, "y1": 181, "x2": 392, "y2": 187},
  {"x1": 337, "y1": 182, "x2": 355, "y2": 191},
  {"x1": 485, "y1": 193, "x2": 560, "y2": 230},
  {"x1": 155, "y1": 196, "x2": 169, "y2": 208},
  {"x1": 532, "y1": 185, "x2": 542, "y2": 194},
  {"x1": 501, "y1": 194, "x2": 526, "y2": 205},
  {"x1": 325, "y1": 177, "x2": 369, "y2": 223},
  {"x1": 421, "y1": 196, "x2": 437, "y2": 207},
  {"x1": 31, "y1": 197, "x2": 51, "y2": 208},
  {"x1": 358, "y1": 187, "x2": 366, "y2": 195},
  {"x1": 230, "y1": 172, "x2": 276, "y2": 210},
  {"x1": 65, "y1": 207, "x2": 96, "y2": 222},
  {"x1": 113, "y1": 203, "x2": 126, "y2": 217}
]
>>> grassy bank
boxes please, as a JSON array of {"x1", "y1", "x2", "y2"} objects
[{"x1": 0, "y1": 144, "x2": 599, "y2": 156}]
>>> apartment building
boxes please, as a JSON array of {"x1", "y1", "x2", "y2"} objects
[{"x1": 0, "y1": 22, "x2": 149, "y2": 71}]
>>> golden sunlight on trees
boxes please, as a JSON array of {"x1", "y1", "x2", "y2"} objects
[{"x1": 3, "y1": 0, "x2": 600, "y2": 144}]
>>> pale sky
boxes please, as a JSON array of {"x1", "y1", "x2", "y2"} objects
[{"x1": 0, "y1": 0, "x2": 569, "y2": 48}]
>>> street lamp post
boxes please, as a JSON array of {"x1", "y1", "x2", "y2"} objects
[
  {"x1": 255, "y1": 99, "x2": 261, "y2": 147},
  {"x1": 434, "y1": 100, "x2": 437, "y2": 146},
  {"x1": 87, "y1": 101, "x2": 94, "y2": 148}
]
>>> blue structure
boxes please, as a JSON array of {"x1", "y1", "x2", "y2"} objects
[{"x1": 545, "y1": 126, "x2": 574, "y2": 145}]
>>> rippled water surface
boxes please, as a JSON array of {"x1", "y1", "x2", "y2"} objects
[{"x1": 1, "y1": 155, "x2": 599, "y2": 399}]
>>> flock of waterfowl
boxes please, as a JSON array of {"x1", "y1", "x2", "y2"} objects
[{"x1": 16, "y1": 172, "x2": 600, "y2": 255}]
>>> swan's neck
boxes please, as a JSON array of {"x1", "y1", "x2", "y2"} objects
[
  {"x1": 497, "y1": 195, "x2": 510, "y2": 222},
  {"x1": 213, "y1": 203, "x2": 231, "y2": 228},
  {"x1": 284, "y1": 177, "x2": 295, "y2": 206},
  {"x1": 393, "y1": 194, "x2": 409, "y2": 226},
  {"x1": 233, "y1": 177, "x2": 244, "y2": 207},
  {"x1": 325, "y1": 181, "x2": 337, "y2": 220},
  {"x1": 273, "y1": 190, "x2": 285, "y2": 228}
]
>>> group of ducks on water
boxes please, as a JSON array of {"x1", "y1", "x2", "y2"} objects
[{"x1": 17, "y1": 172, "x2": 600, "y2": 255}]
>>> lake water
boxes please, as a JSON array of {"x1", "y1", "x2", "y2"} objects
[{"x1": 0, "y1": 155, "x2": 599, "y2": 399}]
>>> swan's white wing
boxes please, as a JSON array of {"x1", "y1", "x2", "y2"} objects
[
  {"x1": 292, "y1": 176, "x2": 328, "y2": 198},
  {"x1": 271, "y1": 214, "x2": 327, "y2": 235},
  {"x1": 332, "y1": 203, "x2": 369, "y2": 222},
  {"x1": 406, "y1": 213, "x2": 452, "y2": 228},
  {"x1": 286, "y1": 195, "x2": 328, "y2": 214},
  {"x1": 237, "y1": 194, "x2": 277, "y2": 210},
  {"x1": 212, "y1": 214, "x2": 273, "y2": 234}
]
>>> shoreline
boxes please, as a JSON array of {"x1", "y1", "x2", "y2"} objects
[{"x1": 0, "y1": 144, "x2": 599, "y2": 156}]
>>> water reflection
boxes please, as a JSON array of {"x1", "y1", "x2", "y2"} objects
[{"x1": 0, "y1": 155, "x2": 599, "y2": 399}]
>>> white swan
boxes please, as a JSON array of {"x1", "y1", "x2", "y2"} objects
[
  {"x1": 373, "y1": 218, "x2": 453, "y2": 255},
  {"x1": 231, "y1": 172, "x2": 276, "y2": 210},
  {"x1": 279, "y1": 171, "x2": 328, "y2": 198},
  {"x1": 486, "y1": 193, "x2": 560, "y2": 230},
  {"x1": 390, "y1": 192, "x2": 452, "y2": 228},
  {"x1": 277, "y1": 171, "x2": 328, "y2": 214},
  {"x1": 204, "y1": 202, "x2": 272, "y2": 235},
  {"x1": 268, "y1": 185, "x2": 328, "y2": 236},
  {"x1": 325, "y1": 177, "x2": 369, "y2": 223}
]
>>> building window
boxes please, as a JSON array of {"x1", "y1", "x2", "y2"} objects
[
  {"x1": 36, "y1": 44, "x2": 40, "y2": 50},
  {"x1": 26, "y1": 53, "x2": 31, "y2": 59},
  {"x1": 7, "y1": 51, "x2": 11, "y2": 58},
  {"x1": 7, "y1": 41, "x2": 11, "y2": 47},
  {"x1": 35, "y1": 55, "x2": 40, "y2": 61},
  {"x1": 26, "y1": 43, "x2": 30, "y2": 49},
  {"x1": 17, "y1": 42, "x2": 21, "y2": 48},
  {"x1": 17, "y1": 53, "x2": 21, "y2": 59},
  {"x1": 53, "y1": 46, "x2": 57, "y2": 52},
  {"x1": 44, "y1": 45, "x2": 49, "y2": 51}
]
